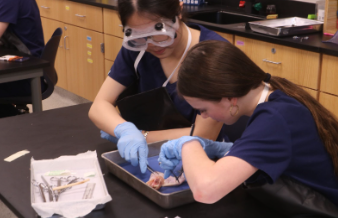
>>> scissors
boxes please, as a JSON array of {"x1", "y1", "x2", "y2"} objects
[
  {"x1": 50, "y1": 176, "x2": 73, "y2": 201},
  {"x1": 50, "y1": 176, "x2": 84, "y2": 201}
]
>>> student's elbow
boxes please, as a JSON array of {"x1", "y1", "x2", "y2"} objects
[
  {"x1": 88, "y1": 103, "x2": 97, "y2": 122},
  {"x1": 191, "y1": 178, "x2": 221, "y2": 204}
]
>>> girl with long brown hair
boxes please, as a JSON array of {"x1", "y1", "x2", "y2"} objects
[{"x1": 158, "y1": 40, "x2": 338, "y2": 211}]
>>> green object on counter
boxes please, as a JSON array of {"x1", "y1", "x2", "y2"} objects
[
  {"x1": 308, "y1": 14, "x2": 317, "y2": 19},
  {"x1": 253, "y1": 3, "x2": 262, "y2": 11}
]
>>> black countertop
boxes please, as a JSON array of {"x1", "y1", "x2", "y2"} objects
[
  {"x1": 0, "y1": 49, "x2": 49, "y2": 75},
  {"x1": 68, "y1": 0, "x2": 338, "y2": 57},
  {"x1": 189, "y1": 19, "x2": 338, "y2": 56},
  {"x1": 0, "y1": 103, "x2": 285, "y2": 218}
]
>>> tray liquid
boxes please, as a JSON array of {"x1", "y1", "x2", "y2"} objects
[{"x1": 119, "y1": 155, "x2": 189, "y2": 193}]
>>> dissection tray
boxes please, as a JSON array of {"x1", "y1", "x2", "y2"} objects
[
  {"x1": 101, "y1": 140, "x2": 194, "y2": 209},
  {"x1": 248, "y1": 17, "x2": 323, "y2": 37}
]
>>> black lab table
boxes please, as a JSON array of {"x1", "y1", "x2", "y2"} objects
[
  {"x1": 0, "y1": 49, "x2": 49, "y2": 112},
  {"x1": 0, "y1": 103, "x2": 283, "y2": 218}
]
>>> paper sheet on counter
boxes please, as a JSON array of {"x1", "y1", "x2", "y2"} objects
[
  {"x1": 31, "y1": 150, "x2": 112, "y2": 218},
  {"x1": 4, "y1": 150, "x2": 30, "y2": 162}
]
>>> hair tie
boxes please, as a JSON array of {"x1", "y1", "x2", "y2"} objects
[{"x1": 264, "y1": 73, "x2": 271, "y2": 83}]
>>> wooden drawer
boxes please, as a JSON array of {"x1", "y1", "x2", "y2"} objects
[
  {"x1": 235, "y1": 36, "x2": 321, "y2": 90},
  {"x1": 319, "y1": 92, "x2": 338, "y2": 118},
  {"x1": 320, "y1": 54, "x2": 338, "y2": 96},
  {"x1": 104, "y1": 34, "x2": 123, "y2": 61},
  {"x1": 104, "y1": 9, "x2": 124, "y2": 38},
  {"x1": 215, "y1": 31, "x2": 234, "y2": 44},
  {"x1": 302, "y1": 87, "x2": 318, "y2": 100},
  {"x1": 63, "y1": 1, "x2": 103, "y2": 32},
  {"x1": 37, "y1": 0, "x2": 65, "y2": 21},
  {"x1": 64, "y1": 25, "x2": 105, "y2": 101}
]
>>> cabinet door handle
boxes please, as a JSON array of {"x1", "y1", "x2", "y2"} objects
[
  {"x1": 263, "y1": 59, "x2": 281, "y2": 65},
  {"x1": 64, "y1": 36, "x2": 69, "y2": 50},
  {"x1": 75, "y1": 14, "x2": 86, "y2": 18},
  {"x1": 40, "y1": 6, "x2": 50, "y2": 9},
  {"x1": 118, "y1": 24, "x2": 123, "y2": 27}
]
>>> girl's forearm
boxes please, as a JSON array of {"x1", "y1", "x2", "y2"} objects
[
  {"x1": 89, "y1": 100, "x2": 126, "y2": 137},
  {"x1": 181, "y1": 141, "x2": 257, "y2": 204}
]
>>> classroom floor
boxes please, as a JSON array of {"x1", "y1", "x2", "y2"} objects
[{"x1": 0, "y1": 87, "x2": 91, "y2": 218}]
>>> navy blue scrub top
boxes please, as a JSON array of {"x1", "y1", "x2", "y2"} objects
[
  {"x1": 109, "y1": 24, "x2": 229, "y2": 141},
  {"x1": 0, "y1": 0, "x2": 44, "y2": 57},
  {"x1": 227, "y1": 90, "x2": 338, "y2": 206}
]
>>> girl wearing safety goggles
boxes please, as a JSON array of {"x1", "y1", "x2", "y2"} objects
[{"x1": 89, "y1": 0, "x2": 231, "y2": 173}]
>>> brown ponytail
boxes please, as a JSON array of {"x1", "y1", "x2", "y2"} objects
[
  {"x1": 178, "y1": 40, "x2": 338, "y2": 176},
  {"x1": 270, "y1": 77, "x2": 338, "y2": 176}
]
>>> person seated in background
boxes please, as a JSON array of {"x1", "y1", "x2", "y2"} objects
[
  {"x1": 158, "y1": 41, "x2": 338, "y2": 216},
  {"x1": 0, "y1": 0, "x2": 45, "y2": 117}
]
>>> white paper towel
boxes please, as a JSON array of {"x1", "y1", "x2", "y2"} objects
[{"x1": 31, "y1": 151, "x2": 112, "y2": 218}]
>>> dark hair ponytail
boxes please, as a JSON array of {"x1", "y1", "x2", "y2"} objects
[
  {"x1": 269, "y1": 77, "x2": 338, "y2": 176},
  {"x1": 118, "y1": 0, "x2": 183, "y2": 27},
  {"x1": 178, "y1": 40, "x2": 338, "y2": 176}
]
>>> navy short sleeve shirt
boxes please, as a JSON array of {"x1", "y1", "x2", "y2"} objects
[
  {"x1": 0, "y1": 0, "x2": 44, "y2": 57},
  {"x1": 227, "y1": 90, "x2": 338, "y2": 206},
  {"x1": 108, "y1": 24, "x2": 229, "y2": 140}
]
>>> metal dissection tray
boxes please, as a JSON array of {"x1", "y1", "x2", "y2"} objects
[
  {"x1": 101, "y1": 140, "x2": 194, "y2": 209},
  {"x1": 248, "y1": 17, "x2": 323, "y2": 37}
]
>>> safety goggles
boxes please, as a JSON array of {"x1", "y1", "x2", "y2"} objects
[{"x1": 122, "y1": 17, "x2": 179, "y2": 51}]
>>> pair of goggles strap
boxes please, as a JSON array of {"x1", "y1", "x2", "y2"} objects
[
  {"x1": 123, "y1": 17, "x2": 179, "y2": 51},
  {"x1": 133, "y1": 23, "x2": 192, "y2": 88},
  {"x1": 124, "y1": 17, "x2": 177, "y2": 36}
]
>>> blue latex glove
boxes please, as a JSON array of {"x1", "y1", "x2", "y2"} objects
[
  {"x1": 158, "y1": 136, "x2": 233, "y2": 179},
  {"x1": 101, "y1": 129, "x2": 143, "y2": 144},
  {"x1": 100, "y1": 130, "x2": 118, "y2": 144},
  {"x1": 114, "y1": 122, "x2": 148, "y2": 173}
]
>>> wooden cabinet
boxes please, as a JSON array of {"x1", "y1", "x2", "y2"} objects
[
  {"x1": 63, "y1": 1, "x2": 103, "y2": 32},
  {"x1": 215, "y1": 31, "x2": 234, "y2": 44},
  {"x1": 103, "y1": 9, "x2": 123, "y2": 75},
  {"x1": 35, "y1": 0, "x2": 41, "y2": 6},
  {"x1": 37, "y1": 1, "x2": 338, "y2": 105},
  {"x1": 319, "y1": 54, "x2": 338, "y2": 116},
  {"x1": 319, "y1": 92, "x2": 338, "y2": 118},
  {"x1": 104, "y1": 34, "x2": 123, "y2": 61},
  {"x1": 104, "y1": 9, "x2": 124, "y2": 38},
  {"x1": 38, "y1": 1, "x2": 106, "y2": 101},
  {"x1": 41, "y1": 17, "x2": 68, "y2": 90},
  {"x1": 320, "y1": 54, "x2": 338, "y2": 96},
  {"x1": 234, "y1": 36, "x2": 321, "y2": 90},
  {"x1": 302, "y1": 87, "x2": 318, "y2": 100},
  {"x1": 64, "y1": 24, "x2": 105, "y2": 100},
  {"x1": 37, "y1": 0, "x2": 65, "y2": 21}
]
